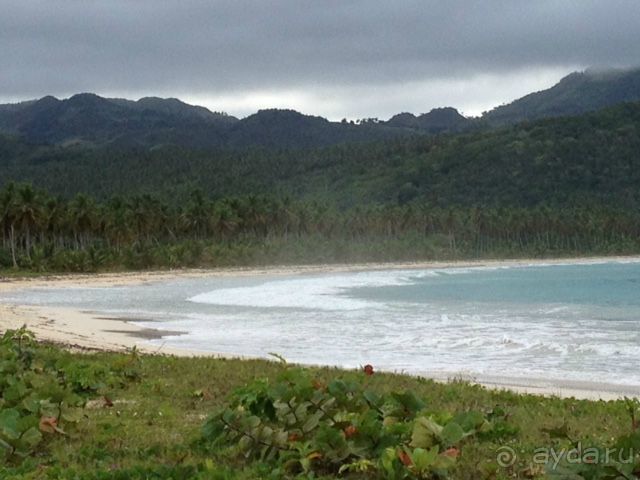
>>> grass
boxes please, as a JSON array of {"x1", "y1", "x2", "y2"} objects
[{"x1": 2, "y1": 341, "x2": 638, "y2": 479}]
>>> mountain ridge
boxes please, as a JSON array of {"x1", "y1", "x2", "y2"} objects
[
  {"x1": 483, "y1": 67, "x2": 640, "y2": 125},
  {"x1": 1, "y1": 66, "x2": 640, "y2": 149},
  {"x1": 2, "y1": 99, "x2": 639, "y2": 209}
]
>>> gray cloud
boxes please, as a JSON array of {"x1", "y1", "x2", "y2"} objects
[{"x1": 1, "y1": 0, "x2": 639, "y2": 118}]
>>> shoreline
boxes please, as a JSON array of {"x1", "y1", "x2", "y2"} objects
[
  {"x1": 2, "y1": 254, "x2": 639, "y2": 291},
  {"x1": 0, "y1": 304, "x2": 196, "y2": 357},
  {"x1": 2, "y1": 254, "x2": 640, "y2": 401}
]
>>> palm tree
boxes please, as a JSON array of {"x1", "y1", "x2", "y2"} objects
[
  {"x1": 104, "y1": 196, "x2": 131, "y2": 250},
  {"x1": 211, "y1": 200, "x2": 240, "y2": 239},
  {"x1": 68, "y1": 193, "x2": 96, "y2": 249},
  {"x1": 42, "y1": 196, "x2": 67, "y2": 250},
  {"x1": 0, "y1": 183, "x2": 18, "y2": 267},
  {"x1": 13, "y1": 184, "x2": 42, "y2": 261},
  {"x1": 183, "y1": 189, "x2": 210, "y2": 238}
]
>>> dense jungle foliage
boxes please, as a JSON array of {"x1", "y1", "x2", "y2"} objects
[
  {"x1": 1, "y1": 101, "x2": 640, "y2": 271},
  {"x1": 0, "y1": 180, "x2": 639, "y2": 272},
  {"x1": 0, "y1": 101, "x2": 639, "y2": 208}
]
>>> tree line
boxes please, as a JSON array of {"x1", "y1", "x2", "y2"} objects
[{"x1": 2, "y1": 182, "x2": 639, "y2": 272}]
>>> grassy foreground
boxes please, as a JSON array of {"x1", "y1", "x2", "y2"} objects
[{"x1": 1, "y1": 329, "x2": 639, "y2": 479}]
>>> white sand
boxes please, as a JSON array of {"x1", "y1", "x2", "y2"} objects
[
  {"x1": 2, "y1": 256, "x2": 639, "y2": 401},
  {"x1": 2, "y1": 255, "x2": 638, "y2": 292},
  {"x1": 0, "y1": 303, "x2": 193, "y2": 356}
]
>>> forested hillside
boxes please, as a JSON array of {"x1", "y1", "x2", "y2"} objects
[
  {"x1": 0, "y1": 94, "x2": 235, "y2": 148},
  {"x1": 0, "y1": 94, "x2": 444, "y2": 149},
  {"x1": 1, "y1": 101, "x2": 640, "y2": 271},
  {"x1": 2, "y1": 101, "x2": 640, "y2": 209},
  {"x1": 484, "y1": 67, "x2": 640, "y2": 125},
  {"x1": 2, "y1": 67, "x2": 640, "y2": 150}
]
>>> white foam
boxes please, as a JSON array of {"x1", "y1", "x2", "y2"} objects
[
  {"x1": 6, "y1": 261, "x2": 640, "y2": 388},
  {"x1": 188, "y1": 270, "x2": 413, "y2": 310}
]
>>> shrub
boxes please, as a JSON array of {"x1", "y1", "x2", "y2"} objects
[
  {"x1": 201, "y1": 366, "x2": 501, "y2": 478},
  {"x1": 0, "y1": 328, "x2": 140, "y2": 465},
  {"x1": 0, "y1": 328, "x2": 83, "y2": 463}
]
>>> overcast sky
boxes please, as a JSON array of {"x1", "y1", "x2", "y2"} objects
[{"x1": 1, "y1": 1, "x2": 639, "y2": 119}]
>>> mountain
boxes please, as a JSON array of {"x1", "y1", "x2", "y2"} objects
[
  {"x1": 386, "y1": 107, "x2": 470, "y2": 133},
  {"x1": 0, "y1": 94, "x2": 237, "y2": 148},
  {"x1": 2, "y1": 100, "x2": 640, "y2": 209},
  {"x1": 225, "y1": 109, "x2": 414, "y2": 148},
  {"x1": 483, "y1": 67, "x2": 640, "y2": 125},
  {"x1": 110, "y1": 96, "x2": 235, "y2": 123},
  {"x1": 0, "y1": 95, "x2": 460, "y2": 149},
  {"x1": 2, "y1": 66, "x2": 640, "y2": 149}
]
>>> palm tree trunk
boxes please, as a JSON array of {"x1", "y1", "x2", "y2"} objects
[
  {"x1": 9, "y1": 223, "x2": 17, "y2": 268},
  {"x1": 25, "y1": 224, "x2": 31, "y2": 260}
]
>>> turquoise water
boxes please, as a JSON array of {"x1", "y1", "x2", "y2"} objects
[
  {"x1": 353, "y1": 263, "x2": 640, "y2": 308},
  {"x1": 2, "y1": 260, "x2": 640, "y2": 390}
]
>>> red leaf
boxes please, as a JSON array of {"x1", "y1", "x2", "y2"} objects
[
  {"x1": 443, "y1": 447, "x2": 460, "y2": 458},
  {"x1": 344, "y1": 425, "x2": 357, "y2": 438},
  {"x1": 39, "y1": 416, "x2": 58, "y2": 434},
  {"x1": 398, "y1": 449, "x2": 413, "y2": 466}
]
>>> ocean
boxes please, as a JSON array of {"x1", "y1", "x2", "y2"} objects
[{"x1": 3, "y1": 260, "x2": 640, "y2": 390}]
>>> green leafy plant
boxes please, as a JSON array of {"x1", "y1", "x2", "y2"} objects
[
  {"x1": 0, "y1": 328, "x2": 82, "y2": 462},
  {"x1": 201, "y1": 366, "x2": 501, "y2": 478},
  {"x1": 544, "y1": 401, "x2": 640, "y2": 479},
  {"x1": 0, "y1": 327, "x2": 139, "y2": 465}
]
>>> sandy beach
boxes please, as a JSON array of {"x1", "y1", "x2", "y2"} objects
[
  {"x1": 3, "y1": 255, "x2": 640, "y2": 292},
  {"x1": 2, "y1": 255, "x2": 639, "y2": 401}
]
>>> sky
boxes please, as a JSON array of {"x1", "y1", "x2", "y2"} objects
[{"x1": 1, "y1": 0, "x2": 639, "y2": 120}]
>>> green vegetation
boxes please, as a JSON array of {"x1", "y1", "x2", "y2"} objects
[
  {"x1": 2, "y1": 68, "x2": 640, "y2": 150},
  {"x1": 0, "y1": 94, "x2": 417, "y2": 150},
  {"x1": 484, "y1": 68, "x2": 640, "y2": 125},
  {"x1": 1, "y1": 329, "x2": 640, "y2": 479},
  {"x1": 3, "y1": 71, "x2": 640, "y2": 479},
  {"x1": 203, "y1": 365, "x2": 494, "y2": 478},
  {"x1": 1, "y1": 101, "x2": 640, "y2": 272},
  {"x1": 0, "y1": 181, "x2": 639, "y2": 272},
  {"x1": 2, "y1": 101, "x2": 640, "y2": 208},
  {"x1": 0, "y1": 328, "x2": 141, "y2": 474}
]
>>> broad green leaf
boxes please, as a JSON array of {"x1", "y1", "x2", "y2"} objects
[
  {"x1": 0, "y1": 409, "x2": 20, "y2": 440},
  {"x1": 245, "y1": 415, "x2": 261, "y2": 429},
  {"x1": 391, "y1": 391, "x2": 426, "y2": 415},
  {"x1": 238, "y1": 434, "x2": 253, "y2": 451},
  {"x1": 411, "y1": 417, "x2": 441, "y2": 448},
  {"x1": 3, "y1": 381, "x2": 28, "y2": 404},
  {"x1": 453, "y1": 411, "x2": 485, "y2": 432},
  {"x1": 440, "y1": 422, "x2": 465, "y2": 446},
  {"x1": 0, "y1": 436, "x2": 12, "y2": 452},
  {"x1": 363, "y1": 390, "x2": 383, "y2": 408},
  {"x1": 20, "y1": 396, "x2": 41, "y2": 414},
  {"x1": 294, "y1": 401, "x2": 310, "y2": 421},
  {"x1": 411, "y1": 446, "x2": 439, "y2": 472},
  {"x1": 302, "y1": 410, "x2": 324, "y2": 433},
  {"x1": 18, "y1": 427, "x2": 42, "y2": 450}
]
